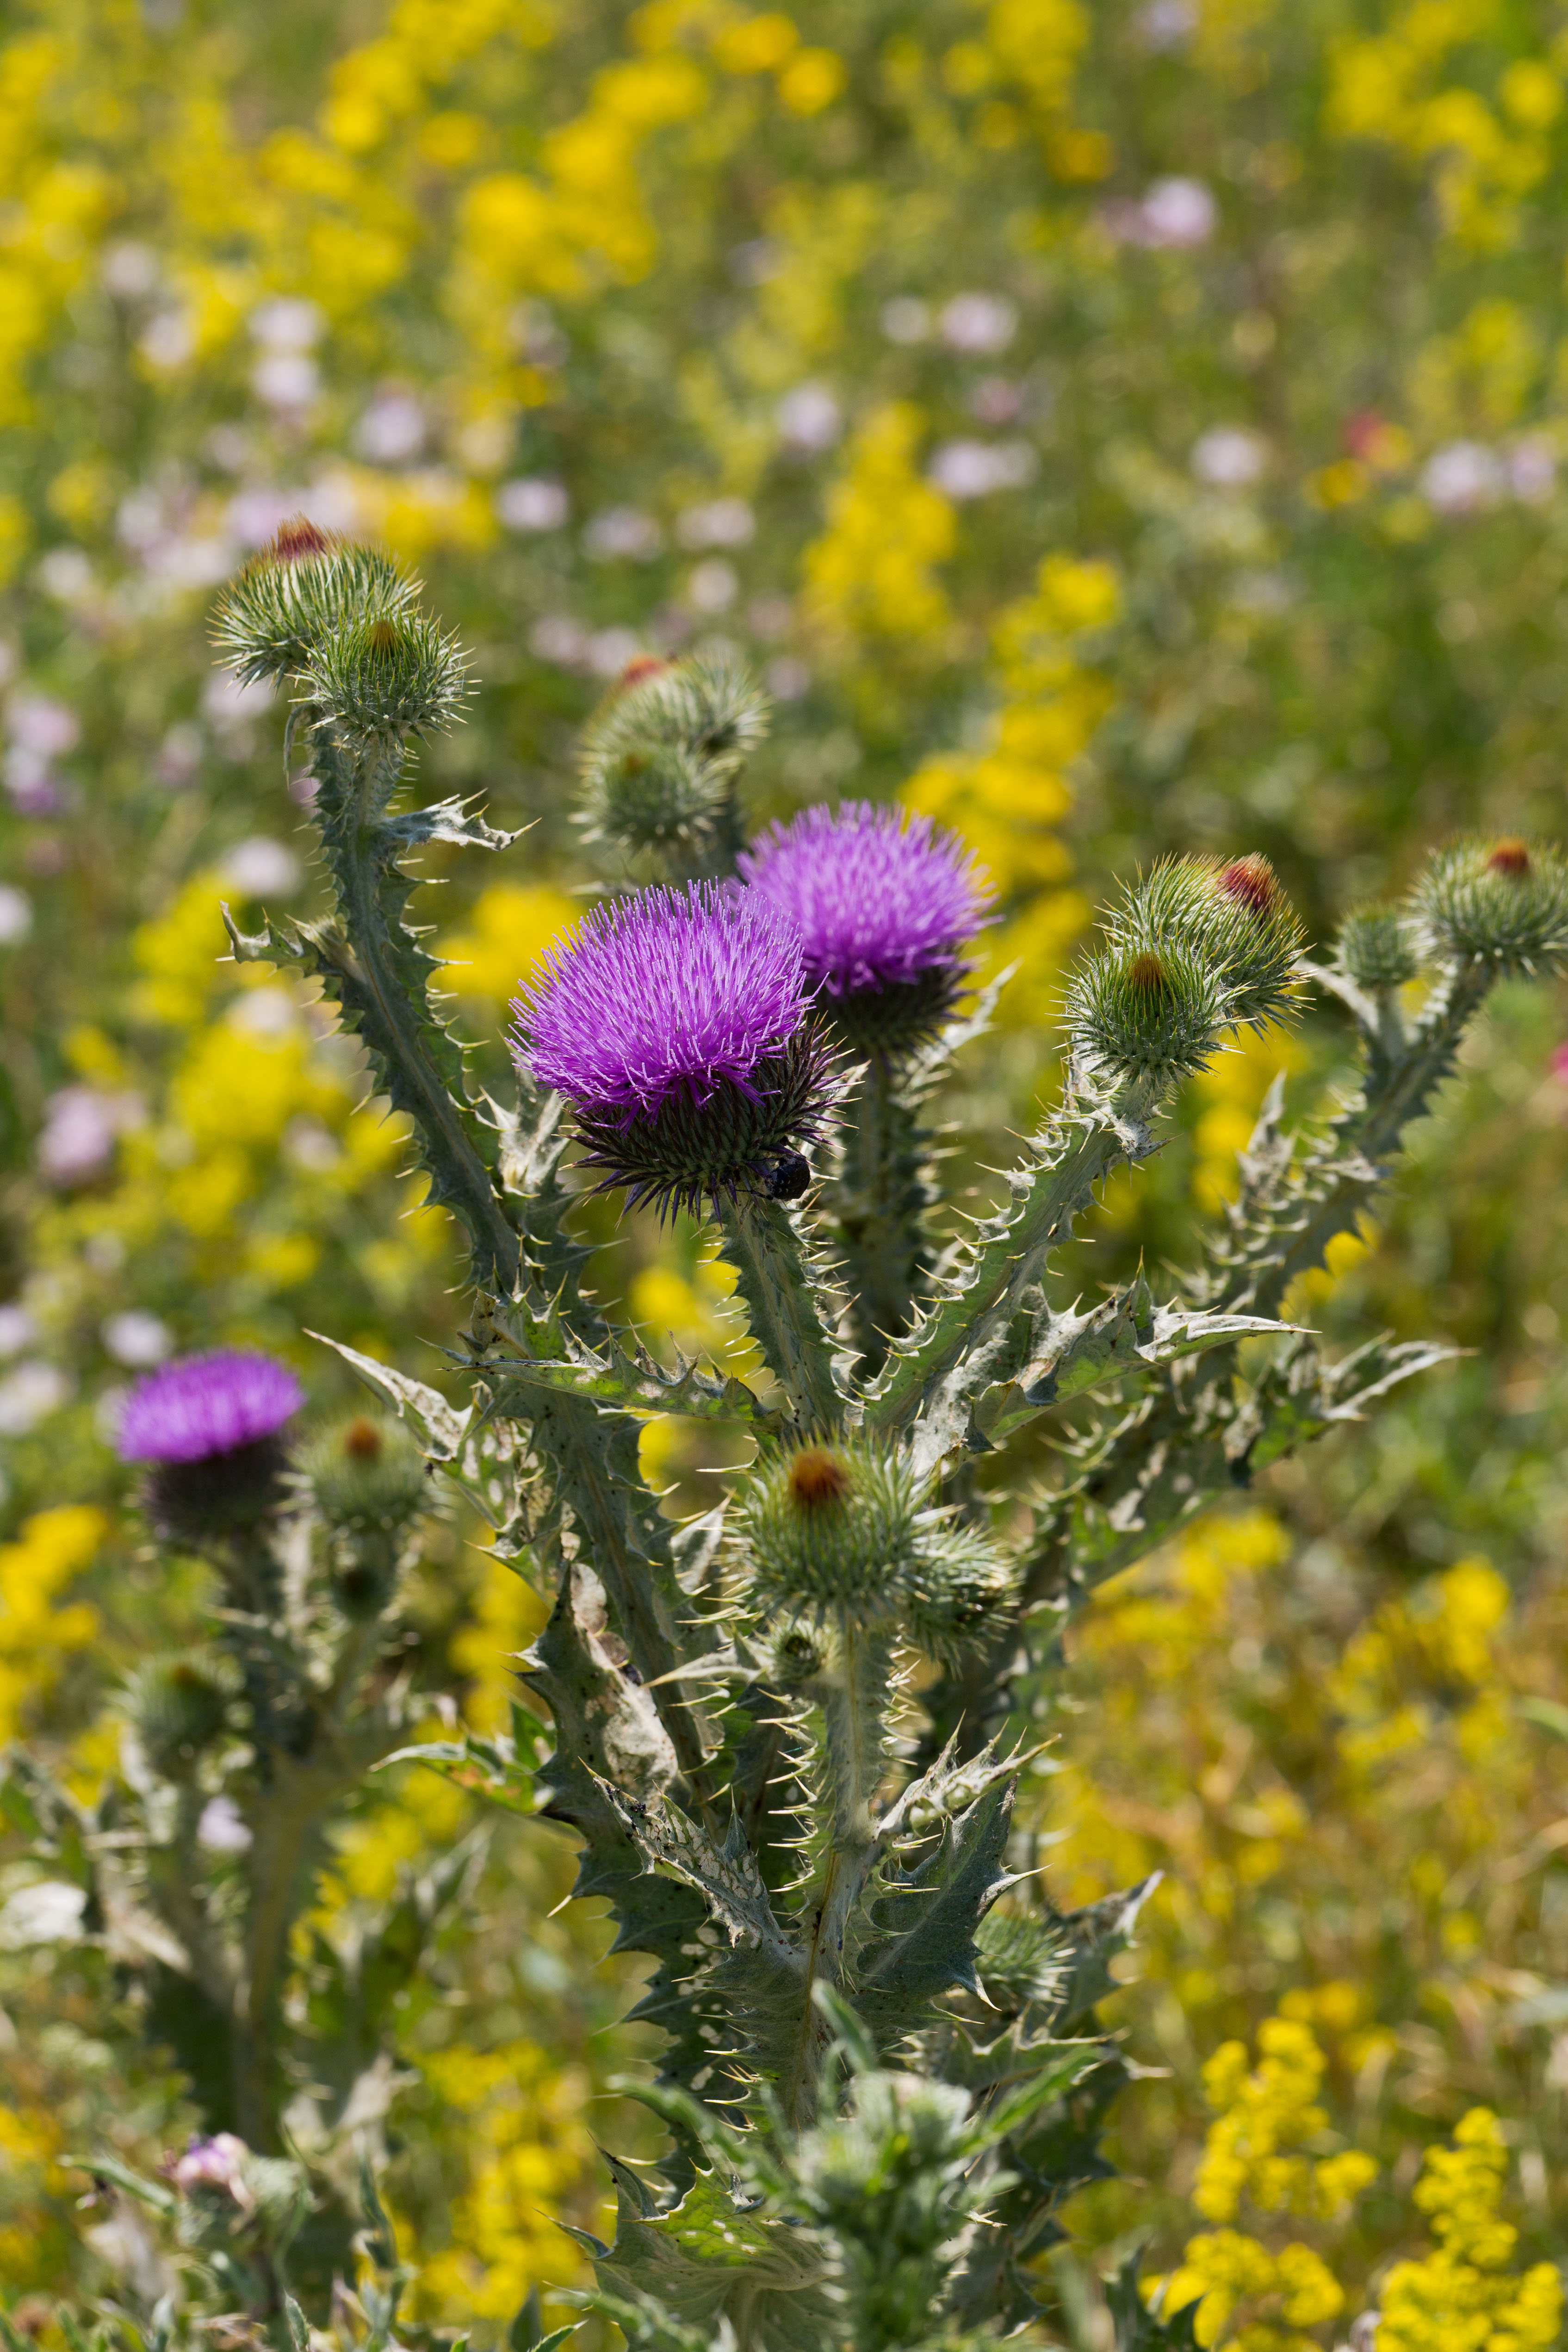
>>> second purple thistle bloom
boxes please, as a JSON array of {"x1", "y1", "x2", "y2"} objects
[
  {"x1": 118, "y1": 1349, "x2": 304, "y2": 1543},
  {"x1": 514, "y1": 880, "x2": 837, "y2": 1218},
  {"x1": 739, "y1": 801, "x2": 993, "y2": 1055}
]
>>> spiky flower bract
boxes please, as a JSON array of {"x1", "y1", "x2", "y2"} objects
[
  {"x1": 300, "y1": 1413, "x2": 430, "y2": 1534},
  {"x1": 1336, "y1": 905, "x2": 1420, "y2": 992},
  {"x1": 123, "y1": 1650, "x2": 238, "y2": 1781},
  {"x1": 1106, "y1": 853, "x2": 1304, "y2": 1032},
  {"x1": 739, "y1": 1437, "x2": 1015, "y2": 1658},
  {"x1": 514, "y1": 880, "x2": 834, "y2": 1215},
  {"x1": 1066, "y1": 942, "x2": 1229, "y2": 1086},
  {"x1": 301, "y1": 610, "x2": 471, "y2": 740},
  {"x1": 210, "y1": 517, "x2": 417, "y2": 688},
  {"x1": 740, "y1": 802, "x2": 993, "y2": 1056},
  {"x1": 577, "y1": 648, "x2": 770, "y2": 872},
  {"x1": 119, "y1": 1349, "x2": 304, "y2": 1542},
  {"x1": 1412, "y1": 836, "x2": 1568, "y2": 973}
]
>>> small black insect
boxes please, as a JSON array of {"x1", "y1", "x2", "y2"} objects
[{"x1": 765, "y1": 1150, "x2": 812, "y2": 1201}]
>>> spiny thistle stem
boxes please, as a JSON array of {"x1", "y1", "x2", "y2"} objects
[
  {"x1": 714, "y1": 1194, "x2": 846, "y2": 1432},
  {"x1": 304, "y1": 727, "x2": 521, "y2": 1294},
  {"x1": 833, "y1": 1055, "x2": 931, "y2": 1378},
  {"x1": 866, "y1": 1076, "x2": 1164, "y2": 1447}
]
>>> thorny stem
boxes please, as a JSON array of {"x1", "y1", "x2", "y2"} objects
[
  {"x1": 782, "y1": 1618, "x2": 896, "y2": 2129},
  {"x1": 715, "y1": 1193, "x2": 845, "y2": 1432},
  {"x1": 834, "y1": 1054, "x2": 930, "y2": 1379}
]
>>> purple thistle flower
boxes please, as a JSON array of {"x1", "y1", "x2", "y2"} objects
[
  {"x1": 739, "y1": 803, "x2": 991, "y2": 1055},
  {"x1": 516, "y1": 881, "x2": 810, "y2": 1113},
  {"x1": 513, "y1": 881, "x2": 834, "y2": 1217},
  {"x1": 118, "y1": 1350, "x2": 304, "y2": 1465},
  {"x1": 118, "y1": 1350, "x2": 303, "y2": 1548}
]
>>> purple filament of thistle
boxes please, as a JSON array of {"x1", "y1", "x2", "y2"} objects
[
  {"x1": 738, "y1": 801, "x2": 993, "y2": 998},
  {"x1": 515, "y1": 880, "x2": 811, "y2": 1115},
  {"x1": 118, "y1": 1350, "x2": 304, "y2": 1465}
]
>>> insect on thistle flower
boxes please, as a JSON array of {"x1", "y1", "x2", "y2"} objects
[
  {"x1": 739, "y1": 801, "x2": 994, "y2": 1056},
  {"x1": 512, "y1": 878, "x2": 838, "y2": 1217},
  {"x1": 117, "y1": 1348, "x2": 304, "y2": 1542}
]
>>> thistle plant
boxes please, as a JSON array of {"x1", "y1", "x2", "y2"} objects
[
  {"x1": 1, "y1": 1336, "x2": 453, "y2": 2319},
  {"x1": 32, "y1": 518, "x2": 1568, "y2": 2349}
]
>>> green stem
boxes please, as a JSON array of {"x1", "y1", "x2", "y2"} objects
[
  {"x1": 866, "y1": 1075, "x2": 1163, "y2": 1443},
  {"x1": 781, "y1": 1619, "x2": 895, "y2": 2129},
  {"x1": 833, "y1": 1055, "x2": 930, "y2": 1378},
  {"x1": 714, "y1": 1194, "x2": 844, "y2": 1432}
]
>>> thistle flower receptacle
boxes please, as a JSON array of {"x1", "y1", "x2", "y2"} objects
[
  {"x1": 739, "y1": 801, "x2": 994, "y2": 1057},
  {"x1": 1106, "y1": 852, "x2": 1304, "y2": 1034},
  {"x1": 1412, "y1": 836, "x2": 1568, "y2": 974},
  {"x1": 513, "y1": 880, "x2": 837, "y2": 1217},
  {"x1": 738, "y1": 1437, "x2": 1016, "y2": 1660},
  {"x1": 118, "y1": 1349, "x2": 304, "y2": 1543},
  {"x1": 576, "y1": 647, "x2": 771, "y2": 872}
]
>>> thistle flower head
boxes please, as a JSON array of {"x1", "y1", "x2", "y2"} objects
[
  {"x1": 211, "y1": 520, "x2": 417, "y2": 688},
  {"x1": 740, "y1": 802, "x2": 993, "y2": 1055},
  {"x1": 1336, "y1": 905, "x2": 1420, "y2": 992},
  {"x1": 299, "y1": 1411, "x2": 430, "y2": 1534},
  {"x1": 1104, "y1": 853, "x2": 1304, "y2": 1034},
  {"x1": 119, "y1": 1350, "x2": 304, "y2": 1465},
  {"x1": 123, "y1": 1650, "x2": 237, "y2": 1780},
  {"x1": 1066, "y1": 940, "x2": 1229, "y2": 1087},
  {"x1": 1412, "y1": 835, "x2": 1568, "y2": 973},
  {"x1": 738, "y1": 1436, "x2": 1016, "y2": 1658},
  {"x1": 577, "y1": 648, "x2": 769, "y2": 873},
  {"x1": 301, "y1": 609, "x2": 471, "y2": 740},
  {"x1": 514, "y1": 881, "x2": 834, "y2": 1216},
  {"x1": 118, "y1": 1349, "x2": 303, "y2": 1543}
]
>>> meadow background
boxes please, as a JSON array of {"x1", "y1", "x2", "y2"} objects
[{"x1": 6, "y1": 0, "x2": 1568, "y2": 2340}]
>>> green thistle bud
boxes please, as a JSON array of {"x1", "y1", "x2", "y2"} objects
[
  {"x1": 738, "y1": 1439, "x2": 1014, "y2": 1658},
  {"x1": 124, "y1": 1651, "x2": 238, "y2": 1780},
  {"x1": 1411, "y1": 836, "x2": 1568, "y2": 974},
  {"x1": 1066, "y1": 942, "x2": 1228, "y2": 1086},
  {"x1": 1106, "y1": 853, "x2": 1304, "y2": 1033},
  {"x1": 900, "y1": 1522, "x2": 1018, "y2": 1668},
  {"x1": 210, "y1": 518, "x2": 418, "y2": 687},
  {"x1": 1336, "y1": 904, "x2": 1420, "y2": 992},
  {"x1": 740, "y1": 1440, "x2": 926, "y2": 1624},
  {"x1": 973, "y1": 1911, "x2": 1067, "y2": 2015},
  {"x1": 300, "y1": 1413, "x2": 430, "y2": 1534},
  {"x1": 576, "y1": 648, "x2": 769, "y2": 871},
  {"x1": 301, "y1": 611, "x2": 471, "y2": 741}
]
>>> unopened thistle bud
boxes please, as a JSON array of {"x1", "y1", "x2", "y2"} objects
[
  {"x1": 300, "y1": 1411, "x2": 430, "y2": 1616},
  {"x1": 301, "y1": 610, "x2": 471, "y2": 741},
  {"x1": 1066, "y1": 940, "x2": 1229, "y2": 1086},
  {"x1": 577, "y1": 648, "x2": 770, "y2": 872},
  {"x1": 118, "y1": 1350, "x2": 304, "y2": 1545},
  {"x1": 302, "y1": 1413, "x2": 429, "y2": 1533},
  {"x1": 512, "y1": 880, "x2": 837, "y2": 1218},
  {"x1": 124, "y1": 1650, "x2": 238, "y2": 1780},
  {"x1": 738, "y1": 1439, "x2": 1015, "y2": 1657},
  {"x1": 1411, "y1": 835, "x2": 1568, "y2": 974},
  {"x1": 1105, "y1": 853, "x2": 1304, "y2": 1033},
  {"x1": 210, "y1": 518, "x2": 417, "y2": 687},
  {"x1": 1336, "y1": 905, "x2": 1420, "y2": 992},
  {"x1": 739, "y1": 802, "x2": 993, "y2": 1058}
]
